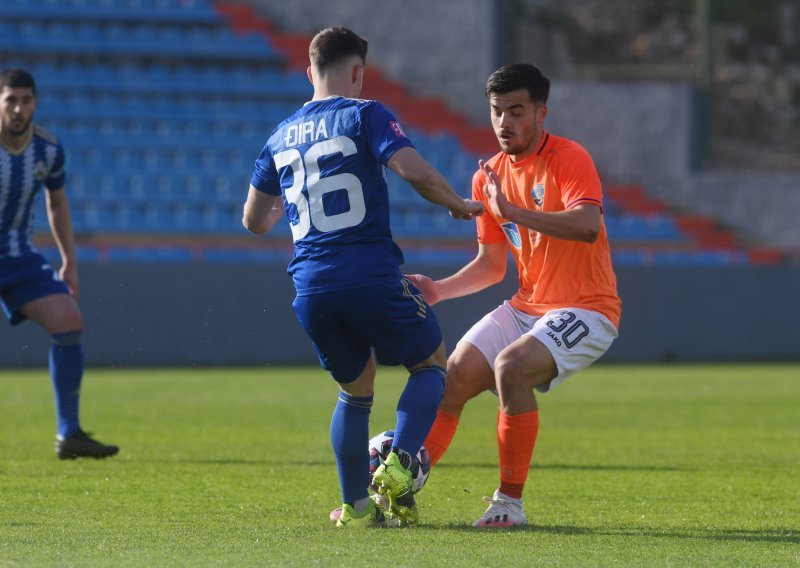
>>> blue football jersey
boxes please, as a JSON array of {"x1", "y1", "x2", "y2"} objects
[
  {"x1": 250, "y1": 96, "x2": 414, "y2": 295},
  {"x1": 0, "y1": 125, "x2": 66, "y2": 259}
]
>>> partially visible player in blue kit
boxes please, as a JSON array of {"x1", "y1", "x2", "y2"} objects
[
  {"x1": 0, "y1": 68, "x2": 118, "y2": 460},
  {"x1": 243, "y1": 27, "x2": 482, "y2": 527}
]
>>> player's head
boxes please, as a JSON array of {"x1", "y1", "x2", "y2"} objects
[
  {"x1": 0, "y1": 68, "x2": 37, "y2": 137},
  {"x1": 307, "y1": 26, "x2": 368, "y2": 98},
  {"x1": 485, "y1": 63, "x2": 549, "y2": 158}
]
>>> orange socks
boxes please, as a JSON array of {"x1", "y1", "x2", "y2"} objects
[
  {"x1": 423, "y1": 409, "x2": 459, "y2": 467},
  {"x1": 497, "y1": 409, "x2": 539, "y2": 499}
]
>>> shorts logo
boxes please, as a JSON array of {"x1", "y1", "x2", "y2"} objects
[
  {"x1": 400, "y1": 277, "x2": 427, "y2": 319},
  {"x1": 546, "y1": 330, "x2": 563, "y2": 347},
  {"x1": 389, "y1": 121, "x2": 406, "y2": 138},
  {"x1": 502, "y1": 222, "x2": 522, "y2": 249},
  {"x1": 531, "y1": 184, "x2": 545, "y2": 207}
]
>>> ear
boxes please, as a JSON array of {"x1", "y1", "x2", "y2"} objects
[
  {"x1": 351, "y1": 63, "x2": 364, "y2": 85},
  {"x1": 306, "y1": 66, "x2": 314, "y2": 85},
  {"x1": 534, "y1": 104, "x2": 547, "y2": 127}
]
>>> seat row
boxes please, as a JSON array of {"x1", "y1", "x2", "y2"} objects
[
  {"x1": 0, "y1": 0, "x2": 218, "y2": 24},
  {"x1": 0, "y1": 22, "x2": 274, "y2": 61},
  {"x1": 30, "y1": 66, "x2": 309, "y2": 99}
]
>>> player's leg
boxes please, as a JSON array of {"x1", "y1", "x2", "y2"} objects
[
  {"x1": 332, "y1": 357, "x2": 387, "y2": 527},
  {"x1": 356, "y1": 276, "x2": 445, "y2": 525},
  {"x1": 21, "y1": 293, "x2": 84, "y2": 436},
  {"x1": 425, "y1": 301, "x2": 530, "y2": 467},
  {"x1": 471, "y1": 334, "x2": 551, "y2": 527},
  {"x1": 293, "y1": 292, "x2": 384, "y2": 526},
  {"x1": 390, "y1": 340, "x2": 446, "y2": 471},
  {"x1": 475, "y1": 308, "x2": 618, "y2": 527},
  {"x1": 20, "y1": 293, "x2": 119, "y2": 459},
  {"x1": 423, "y1": 341, "x2": 495, "y2": 466},
  {"x1": 5, "y1": 254, "x2": 118, "y2": 459}
]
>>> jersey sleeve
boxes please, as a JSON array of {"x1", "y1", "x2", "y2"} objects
[
  {"x1": 361, "y1": 101, "x2": 415, "y2": 165},
  {"x1": 553, "y1": 144, "x2": 603, "y2": 211},
  {"x1": 472, "y1": 168, "x2": 506, "y2": 245},
  {"x1": 249, "y1": 144, "x2": 282, "y2": 196},
  {"x1": 45, "y1": 142, "x2": 66, "y2": 191}
]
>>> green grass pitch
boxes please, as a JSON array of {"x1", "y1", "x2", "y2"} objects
[{"x1": 1, "y1": 364, "x2": 798, "y2": 566}]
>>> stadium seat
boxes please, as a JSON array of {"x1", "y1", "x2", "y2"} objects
[{"x1": 5, "y1": 0, "x2": 768, "y2": 266}]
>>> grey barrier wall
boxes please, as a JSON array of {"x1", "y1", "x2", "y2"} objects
[
  {"x1": 251, "y1": 0, "x2": 499, "y2": 123},
  {"x1": 1, "y1": 262, "x2": 798, "y2": 368}
]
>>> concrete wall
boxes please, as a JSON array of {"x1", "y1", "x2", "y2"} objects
[
  {"x1": 545, "y1": 81, "x2": 698, "y2": 183},
  {"x1": 2, "y1": 262, "x2": 798, "y2": 368},
  {"x1": 250, "y1": 0, "x2": 499, "y2": 122}
]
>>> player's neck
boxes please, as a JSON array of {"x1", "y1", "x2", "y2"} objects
[
  {"x1": 0, "y1": 123, "x2": 32, "y2": 154},
  {"x1": 312, "y1": 78, "x2": 359, "y2": 101}
]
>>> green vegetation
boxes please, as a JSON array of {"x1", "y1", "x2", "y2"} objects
[{"x1": 1, "y1": 365, "x2": 798, "y2": 566}]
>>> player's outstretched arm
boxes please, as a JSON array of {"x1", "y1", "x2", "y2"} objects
[
  {"x1": 480, "y1": 160, "x2": 601, "y2": 243},
  {"x1": 45, "y1": 187, "x2": 79, "y2": 298},
  {"x1": 243, "y1": 185, "x2": 284, "y2": 235},
  {"x1": 407, "y1": 242, "x2": 507, "y2": 305},
  {"x1": 388, "y1": 147, "x2": 483, "y2": 220}
]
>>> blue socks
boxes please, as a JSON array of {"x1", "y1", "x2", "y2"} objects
[
  {"x1": 330, "y1": 392, "x2": 373, "y2": 504},
  {"x1": 49, "y1": 331, "x2": 84, "y2": 438},
  {"x1": 331, "y1": 366, "x2": 445, "y2": 503},
  {"x1": 391, "y1": 366, "x2": 446, "y2": 464}
]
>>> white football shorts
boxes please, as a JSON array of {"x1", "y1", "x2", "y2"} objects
[{"x1": 458, "y1": 301, "x2": 618, "y2": 393}]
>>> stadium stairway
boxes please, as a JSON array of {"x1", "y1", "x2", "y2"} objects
[
  {"x1": 0, "y1": 0, "x2": 782, "y2": 266},
  {"x1": 213, "y1": 2, "x2": 784, "y2": 267}
]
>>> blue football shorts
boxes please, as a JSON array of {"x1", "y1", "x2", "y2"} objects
[
  {"x1": 292, "y1": 276, "x2": 443, "y2": 383},
  {"x1": 0, "y1": 252, "x2": 70, "y2": 325}
]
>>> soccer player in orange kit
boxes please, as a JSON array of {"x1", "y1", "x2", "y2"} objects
[{"x1": 408, "y1": 63, "x2": 621, "y2": 527}]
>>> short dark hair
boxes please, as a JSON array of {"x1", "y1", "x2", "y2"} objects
[
  {"x1": 309, "y1": 26, "x2": 368, "y2": 71},
  {"x1": 0, "y1": 68, "x2": 36, "y2": 96},
  {"x1": 485, "y1": 63, "x2": 549, "y2": 104}
]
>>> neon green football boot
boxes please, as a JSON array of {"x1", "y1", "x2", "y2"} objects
[
  {"x1": 335, "y1": 501, "x2": 386, "y2": 528},
  {"x1": 371, "y1": 452, "x2": 419, "y2": 526}
]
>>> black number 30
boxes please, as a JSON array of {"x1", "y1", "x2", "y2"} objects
[{"x1": 545, "y1": 311, "x2": 590, "y2": 348}]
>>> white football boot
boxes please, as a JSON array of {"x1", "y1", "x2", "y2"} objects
[{"x1": 472, "y1": 490, "x2": 528, "y2": 527}]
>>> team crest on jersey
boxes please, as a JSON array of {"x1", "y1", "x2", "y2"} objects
[
  {"x1": 502, "y1": 222, "x2": 522, "y2": 249},
  {"x1": 531, "y1": 183, "x2": 545, "y2": 207},
  {"x1": 33, "y1": 161, "x2": 49, "y2": 181},
  {"x1": 389, "y1": 121, "x2": 406, "y2": 137}
]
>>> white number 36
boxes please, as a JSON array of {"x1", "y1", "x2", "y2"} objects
[{"x1": 274, "y1": 136, "x2": 367, "y2": 241}]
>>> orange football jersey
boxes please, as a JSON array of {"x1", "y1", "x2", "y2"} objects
[{"x1": 473, "y1": 132, "x2": 622, "y2": 329}]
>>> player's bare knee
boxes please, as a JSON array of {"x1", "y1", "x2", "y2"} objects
[
  {"x1": 441, "y1": 357, "x2": 483, "y2": 410},
  {"x1": 57, "y1": 308, "x2": 84, "y2": 334},
  {"x1": 495, "y1": 351, "x2": 545, "y2": 392}
]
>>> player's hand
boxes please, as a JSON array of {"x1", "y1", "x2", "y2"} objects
[
  {"x1": 449, "y1": 199, "x2": 484, "y2": 221},
  {"x1": 60, "y1": 263, "x2": 80, "y2": 300},
  {"x1": 479, "y1": 160, "x2": 513, "y2": 221},
  {"x1": 405, "y1": 273, "x2": 441, "y2": 305}
]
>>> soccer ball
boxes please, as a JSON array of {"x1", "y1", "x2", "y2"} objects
[{"x1": 368, "y1": 430, "x2": 430, "y2": 494}]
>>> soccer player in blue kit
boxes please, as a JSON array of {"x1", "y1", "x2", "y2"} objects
[
  {"x1": 243, "y1": 27, "x2": 482, "y2": 527},
  {"x1": 0, "y1": 69, "x2": 118, "y2": 459}
]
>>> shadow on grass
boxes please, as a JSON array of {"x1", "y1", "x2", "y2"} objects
[
  {"x1": 438, "y1": 462, "x2": 693, "y2": 472},
  {"x1": 175, "y1": 460, "x2": 690, "y2": 473},
  {"x1": 179, "y1": 459, "x2": 331, "y2": 466},
  {"x1": 433, "y1": 522, "x2": 800, "y2": 544}
]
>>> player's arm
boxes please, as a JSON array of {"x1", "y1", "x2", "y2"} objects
[
  {"x1": 45, "y1": 187, "x2": 79, "y2": 297},
  {"x1": 387, "y1": 147, "x2": 483, "y2": 220},
  {"x1": 242, "y1": 185, "x2": 284, "y2": 235},
  {"x1": 407, "y1": 241, "x2": 507, "y2": 306},
  {"x1": 480, "y1": 160, "x2": 601, "y2": 243}
]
